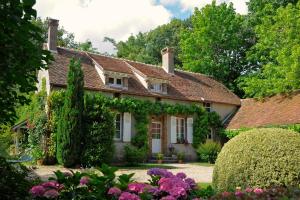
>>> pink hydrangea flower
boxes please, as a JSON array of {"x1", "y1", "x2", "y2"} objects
[
  {"x1": 41, "y1": 181, "x2": 60, "y2": 189},
  {"x1": 108, "y1": 187, "x2": 122, "y2": 197},
  {"x1": 80, "y1": 176, "x2": 89, "y2": 185},
  {"x1": 254, "y1": 188, "x2": 264, "y2": 194},
  {"x1": 30, "y1": 185, "x2": 46, "y2": 197},
  {"x1": 222, "y1": 191, "x2": 231, "y2": 198},
  {"x1": 128, "y1": 183, "x2": 151, "y2": 193},
  {"x1": 245, "y1": 187, "x2": 253, "y2": 193},
  {"x1": 161, "y1": 195, "x2": 176, "y2": 200},
  {"x1": 235, "y1": 190, "x2": 243, "y2": 197},
  {"x1": 119, "y1": 192, "x2": 141, "y2": 200},
  {"x1": 43, "y1": 189, "x2": 59, "y2": 199}
]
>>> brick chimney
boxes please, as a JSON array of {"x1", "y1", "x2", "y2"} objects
[
  {"x1": 47, "y1": 18, "x2": 59, "y2": 51},
  {"x1": 161, "y1": 47, "x2": 174, "y2": 74}
]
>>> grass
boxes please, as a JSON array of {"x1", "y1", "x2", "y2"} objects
[
  {"x1": 190, "y1": 162, "x2": 215, "y2": 167},
  {"x1": 115, "y1": 163, "x2": 177, "y2": 170}
]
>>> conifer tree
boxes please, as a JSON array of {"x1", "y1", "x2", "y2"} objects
[{"x1": 57, "y1": 58, "x2": 84, "y2": 167}]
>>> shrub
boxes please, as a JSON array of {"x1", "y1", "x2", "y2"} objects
[
  {"x1": 82, "y1": 100, "x2": 115, "y2": 167},
  {"x1": 0, "y1": 125, "x2": 13, "y2": 157},
  {"x1": 213, "y1": 128, "x2": 300, "y2": 192},
  {"x1": 0, "y1": 156, "x2": 33, "y2": 200},
  {"x1": 197, "y1": 140, "x2": 221, "y2": 163},
  {"x1": 124, "y1": 145, "x2": 146, "y2": 166}
]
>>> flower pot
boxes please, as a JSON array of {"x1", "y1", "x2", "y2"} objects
[
  {"x1": 37, "y1": 159, "x2": 43, "y2": 165},
  {"x1": 178, "y1": 160, "x2": 183, "y2": 164},
  {"x1": 157, "y1": 160, "x2": 163, "y2": 164}
]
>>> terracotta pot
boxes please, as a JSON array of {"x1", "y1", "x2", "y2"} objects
[
  {"x1": 157, "y1": 160, "x2": 163, "y2": 164},
  {"x1": 37, "y1": 159, "x2": 43, "y2": 165},
  {"x1": 178, "y1": 160, "x2": 183, "y2": 164}
]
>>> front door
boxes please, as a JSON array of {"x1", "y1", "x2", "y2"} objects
[{"x1": 151, "y1": 121, "x2": 162, "y2": 153}]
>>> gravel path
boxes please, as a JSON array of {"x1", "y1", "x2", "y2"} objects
[{"x1": 32, "y1": 163, "x2": 213, "y2": 183}]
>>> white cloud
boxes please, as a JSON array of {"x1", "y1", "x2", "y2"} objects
[
  {"x1": 34, "y1": 0, "x2": 171, "y2": 54},
  {"x1": 178, "y1": 0, "x2": 249, "y2": 14},
  {"x1": 160, "y1": 0, "x2": 178, "y2": 6}
]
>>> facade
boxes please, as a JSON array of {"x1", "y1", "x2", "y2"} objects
[
  {"x1": 227, "y1": 92, "x2": 300, "y2": 130},
  {"x1": 38, "y1": 19, "x2": 240, "y2": 161}
]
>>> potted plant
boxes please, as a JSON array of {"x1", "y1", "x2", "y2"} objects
[
  {"x1": 32, "y1": 147, "x2": 44, "y2": 165},
  {"x1": 156, "y1": 153, "x2": 163, "y2": 164},
  {"x1": 177, "y1": 152, "x2": 185, "y2": 164}
]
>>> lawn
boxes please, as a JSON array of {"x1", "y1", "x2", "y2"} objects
[
  {"x1": 116, "y1": 163, "x2": 177, "y2": 170},
  {"x1": 198, "y1": 182, "x2": 212, "y2": 189},
  {"x1": 190, "y1": 162, "x2": 215, "y2": 167}
]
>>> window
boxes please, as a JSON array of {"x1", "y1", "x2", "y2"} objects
[
  {"x1": 115, "y1": 113, "x2": 122, "y2": 140},
  {"x1": 151, "y1": 121, "x2": 161, "y2": 139},
  {"x1": 108, "y1": 77, "x2": 122, "y2": 87},
  {"x1": 108, "y1": 77, "x2": 114, "y2": 84},
  {"x1": 203, "y1": 102, "x2": 211, "y2": 112},
  {"x1": 176, "y1": 117, "x2": 185, "y2": 143},
  {"x1": 150, "y1": 83, "x2": 162, "y2": 92}
]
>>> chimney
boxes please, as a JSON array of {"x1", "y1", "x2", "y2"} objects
[
  {"x1": 161, "y1": 47, "x2": 174, "y2": 74},
  {"x1": 47, "y1": 18, "x2": 59, "y2": 51}
]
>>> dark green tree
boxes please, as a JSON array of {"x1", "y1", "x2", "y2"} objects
[
  {"x1": 0, "y1": 0, "x2": 51, "y2": 124},
  {"x1": 57, "y1": 59, "x2": 84, "y2": 167},
  {"x1": 179, "y1": 1, "x2": 253, "y2": 95},
  {"x1": 239, "y1": 2, "x2": 300, "y2": 97}
]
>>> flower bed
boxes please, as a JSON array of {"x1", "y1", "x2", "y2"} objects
[{"x1": 29, "y1": 165, "x2": 300, "y2": 199}]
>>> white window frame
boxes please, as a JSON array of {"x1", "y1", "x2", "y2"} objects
[
  {"x1": 150, "y1": 83, "x2": 162, "y2": 92},
  {"x1": 108, "y1": 77, "x2": 123, "y2": 88},
  {"x1": 114, "y1": 113, "x2": 123, "y2": 141},
  {"x1": 203, "y1": 102, "x2": 211, "y2": 112},
  {"x1": 176, "y1": 117, "x2": 186, "y2": 143}
]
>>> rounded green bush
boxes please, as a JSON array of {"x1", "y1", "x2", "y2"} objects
[{"x1": 212, "y1": 128, "x2": 300, "y2": 192}]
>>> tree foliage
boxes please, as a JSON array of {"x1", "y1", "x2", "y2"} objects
[
  {"x1": 57, "y1": 59, "x2": 84, "y2": 167},
  {"x1": 105, "y1": 19, "x2": 189, "y2": 67},
  {"x1": 0, "y1": 0, "x2": 51, "y2": 124},
  {"x1": 240, "y1": 2, "x2": 300, "y2": 97},
  {"x1": 179, "y1": 1, "x2": 253, "y2": 95}
]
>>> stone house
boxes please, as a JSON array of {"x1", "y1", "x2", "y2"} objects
[{"x1": 38, "y1": 19, "x2": 240, "y2": 161}]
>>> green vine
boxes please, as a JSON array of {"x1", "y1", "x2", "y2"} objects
[{"x1": 49, "y1": 91, "x2": 223, "y2": 160}]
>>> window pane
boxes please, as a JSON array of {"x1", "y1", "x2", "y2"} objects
[
  {"x1": 115, "y1": 114, "x2": 121, "y2": 139},
  {"x1": 109, "y1": 77, "x2": 114, "y2": 84},
  {"x1": 116, "y1": 78, "x2": 122, "y2": 85}
]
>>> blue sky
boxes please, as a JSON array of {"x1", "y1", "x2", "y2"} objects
[{"x1": 35, "y1": 0, "x2": 248, "y2": 54}]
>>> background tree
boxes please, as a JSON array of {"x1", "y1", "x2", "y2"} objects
[
  {"x1": 57, "y1": 59, "x2": 84, "y2": 167},
  {"x1": 239, "y1": 2, "x2": 300, "y2": 97},
  {"x1": 104, "y1": 18, "x2": 189, "y2": 67},
  {"x1": 179, "y1": 1, "x2": 252, "y2": 96},
  {"x1": 0, "y1": 0, "x2": 51, "y2": 124}
]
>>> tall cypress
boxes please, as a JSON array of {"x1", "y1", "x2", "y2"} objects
[{"x1": 57, "y1": 58, "x2": 84, "y2": 167}]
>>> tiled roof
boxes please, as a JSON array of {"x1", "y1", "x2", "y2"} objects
[
  {"x1": 227, "y1": 92, "x2": 300, "y2": 129},
  {"x1": 48, "y1": 47, "x2": 240, "y2": 105}
]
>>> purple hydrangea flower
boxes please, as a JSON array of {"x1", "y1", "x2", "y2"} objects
[
  {"x1": 43, "y1": 189, "x2": 59, "y2": 199},
  {"x1": 108, "y1": 187, "x2": 121, "y2": 197},
  {"x1": 184, "y1": 178, "x2": 197, "y2": 189},
  {"x1": 119, "y1": 192, "x2": 141, "y2": 200},
  {"x1": 147, "y1": 168, "x2": 174, "y2": 178},
  {"x1": 235, "y1": 190, "x2": 243, "y2": 197},
  {"x1": 169, "y1": 187, "x2": 187, "y2": 198},
  {"x1": 176, "y1": 172, "x2": 187, "y2": 179},
  {"x1": 30, "y1": 185, "x2": 46, "y2": 197},
  {"x1": 80, "y1": 176, "x2": 89, "y2": 185}
]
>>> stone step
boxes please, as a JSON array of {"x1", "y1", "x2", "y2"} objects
[{"x1": 148, "y1": 159, "x2": 179, "y2": 164}]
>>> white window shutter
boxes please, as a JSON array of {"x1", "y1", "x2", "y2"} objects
[
  {"x1": 187, "y1": 117, "x2": 193, "y2": 144},
  {"x1": 123, "y1": 112, "x2": 131, "y2": 142},
  {"x1": 171, "y1": 116, "x2": 177, "y2": 143}
]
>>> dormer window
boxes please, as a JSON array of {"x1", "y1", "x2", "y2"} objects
[
  {"x1": 108, "y1": 77, "x2": 123, "y2": 87},
  {"x1": 150, "y1": 83, "x2": 162, "y2": 92}
]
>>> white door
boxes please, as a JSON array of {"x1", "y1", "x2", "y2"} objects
[{"x1": 151, "y1": 121, "x2": 162, "y2": 153}]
